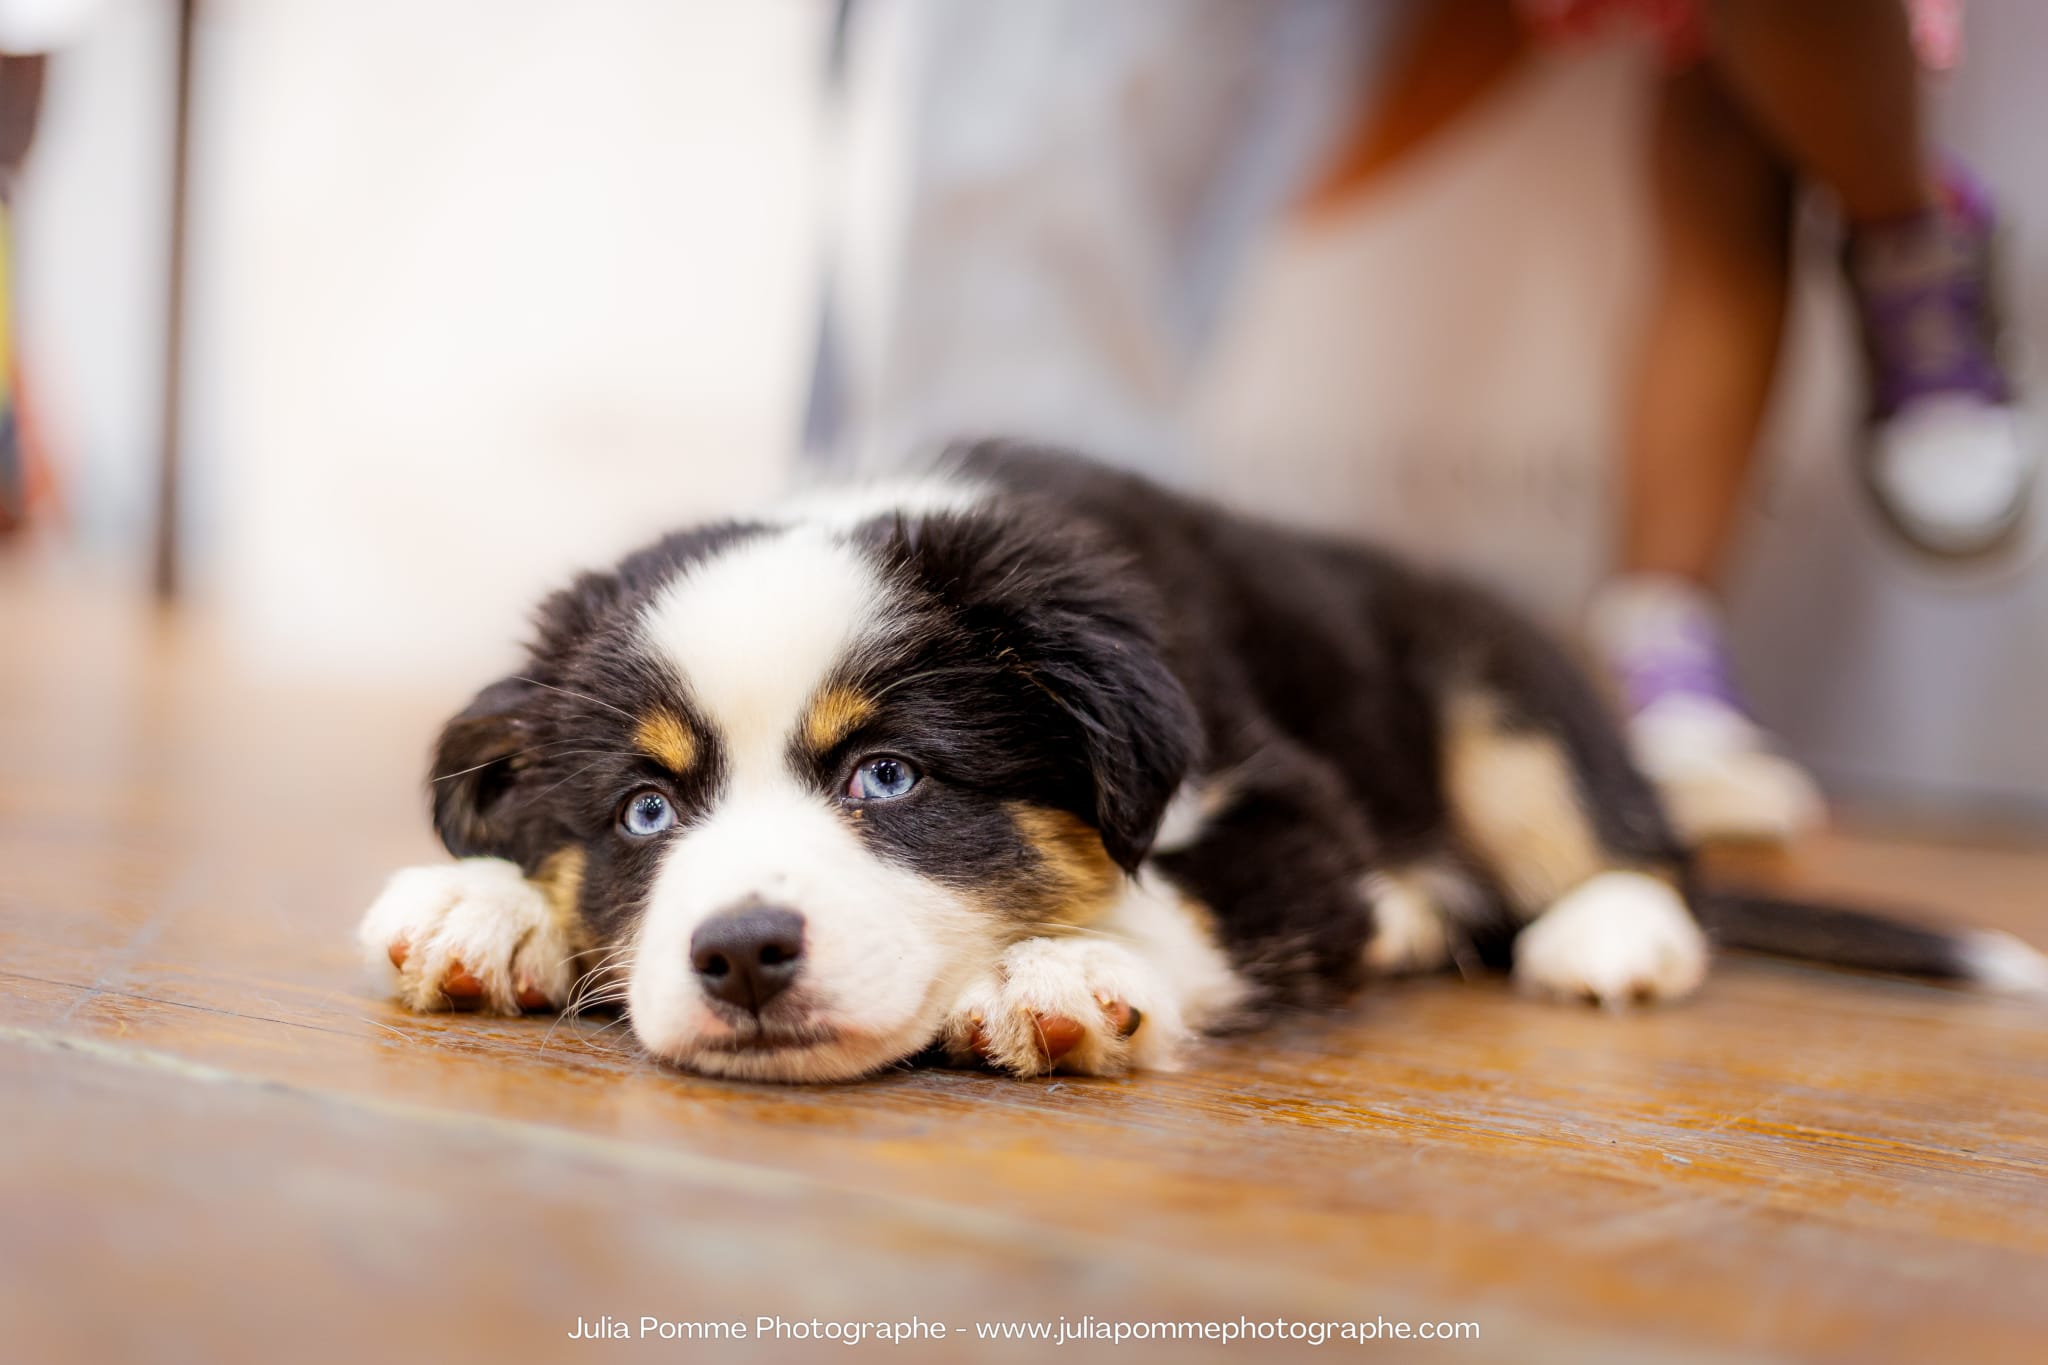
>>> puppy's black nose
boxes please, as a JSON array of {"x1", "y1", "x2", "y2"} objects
[{"x1": 691, "y1": 906, "x2": 805, "y2": 1013}]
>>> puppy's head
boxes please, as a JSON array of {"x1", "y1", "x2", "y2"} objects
[{"x1": 430, "y1": 488, "x2": 1198, "y2": 1080}]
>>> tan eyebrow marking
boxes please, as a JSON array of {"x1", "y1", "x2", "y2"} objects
[
  {"x1": 803, "y1": 686, "x2": 877, "y2": 753},
  {"x1": 634, "y1": 710, "x2": 697, "y2": 773}
]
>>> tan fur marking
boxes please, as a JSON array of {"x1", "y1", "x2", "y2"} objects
[
  {"x1": 532, "y1": 845, "x2": 585, "y2": 910},
  {"x1": 1008, "y1": 805, "x2": 1124, "y2": 926},
  {"x1": 634, "y1": 711, "x2": 696, "y2": 773},
  {"x1": 803, "y1": 686, "x2": 877, "y2": 753},
  {"x1": 1442, "y1": 690, "x2": 1606, "y2": 918},
  {"x1": 532, "y1": 846, "x2": 588, "y2": 930},
  {"x1": 531, "y1": 846, "x2": 594, "y2": 989}
]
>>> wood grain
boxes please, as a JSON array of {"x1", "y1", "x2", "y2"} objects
[{"x1": 3, "y1": 566, "x2": 2046, "y2": 1363}]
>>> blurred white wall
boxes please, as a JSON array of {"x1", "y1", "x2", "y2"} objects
[
  {"x1": 190, "y1": 0, "x2": 826, "y2": 686},
  {"x1": 20, "y1": 0, "x2": 826, "y2": 687}
]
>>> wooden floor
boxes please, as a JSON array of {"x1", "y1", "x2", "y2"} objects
[{"x1": 4, "y1": 563, "x2": 2047, "y2": 1364}]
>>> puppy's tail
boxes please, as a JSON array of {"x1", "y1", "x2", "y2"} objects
[{"x1": 1693, "y1": 888, "x2": 2048, "y2": 994}]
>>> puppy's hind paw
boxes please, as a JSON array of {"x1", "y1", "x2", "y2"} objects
[{"x1": 1513, "y1": 871, "x2": 1709, "y2": 1008}]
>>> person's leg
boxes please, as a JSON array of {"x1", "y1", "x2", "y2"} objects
[
  {"x1": 1705, "y1": 0, "x2": 2034, "y2": 558},
  {"x1": 1298, "y1": 0, "x2": 1528, "y2": 216},
  {"x1": 1591, "y1": 63, "x2": 1823, "y2": 845},
  {"x1": 1619, "y1": 64, "x2": 1792, "y2": 585},
  {"x1": 1705, "y1": 0, "x2": 1929, "y2": 223}
]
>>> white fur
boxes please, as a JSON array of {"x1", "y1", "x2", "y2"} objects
[
  {"x1": 1512, "y1": 871, "x2": 1709, "y2": 1007},
  {"x1": 1149, "y1": 776, "x2": 1236, "y2": 855},
  {"x1": 1957, "y1": 930, "x2": 2048, "y2": 995},
  {"x1": 358, "y1": 858, "x2": 579, "y2": 1014},
  {"x1": 1362, "y1": 873, "x2": 1452, "y2": 976},
  {"x1": 1099, "y1": 870, "x2": 1250, "y2": 1032},
  {"x1": 1361, "y1": 860, "x2": 1488, "y2": 976}
]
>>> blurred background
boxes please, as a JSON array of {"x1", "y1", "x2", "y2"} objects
[{"x1": 4, "y1": 0, "x2": 2044, "y2": 825}]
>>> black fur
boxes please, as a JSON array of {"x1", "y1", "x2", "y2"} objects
[{"x1": 847, "y1": 505, "x2": 1200, "y2": 871}]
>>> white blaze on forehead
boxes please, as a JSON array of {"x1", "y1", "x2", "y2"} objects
[{"x1": 638, "y1": 527, "x2": 888, "y2": 776}]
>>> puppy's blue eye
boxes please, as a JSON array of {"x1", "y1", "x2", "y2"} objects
[
  {"x1": 620, "y1": 790, "x2": 676, "y2": 836},
  {"x1": 847, "y1": 756, "x2": 919, "y2": 801}
]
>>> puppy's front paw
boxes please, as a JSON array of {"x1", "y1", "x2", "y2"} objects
[
  {"x1": 942, "y1": 937, "x2": 1185, "y2": 1078},
  {"x1": 358, "y1": 858, "x2": 583, "y2": 1015},
  {"x1": 1513, "y1": 870, "x2": 1708, "y2": 1008}
]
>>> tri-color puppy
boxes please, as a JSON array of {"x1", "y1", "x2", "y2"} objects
[{"x1": 360, "y1": 443, "x2": 2046, "y2": 1082}]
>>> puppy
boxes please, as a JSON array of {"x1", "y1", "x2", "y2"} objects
[{"x1": 359, "y1": 443, "x2": 2046, "y2": 1081}]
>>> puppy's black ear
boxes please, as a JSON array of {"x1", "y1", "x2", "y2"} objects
[
  {"x1": 884, "y1": 507, "x2": 1202, "y2": 872},
  {"x1": 429, "y1": 676, "x2": 550, "y2": 861},
  {"x1": 1031, "y1": 596, "x2": 1201, "y2": 871}
]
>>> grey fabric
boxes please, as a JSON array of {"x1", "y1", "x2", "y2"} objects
[{"x1": 810, "y1": 0, "x2": 1400, "y2": 481}]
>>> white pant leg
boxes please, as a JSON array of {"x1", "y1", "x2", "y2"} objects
[{"x1": 815, "y1": 0, "x2": 1401, "y2": 480}]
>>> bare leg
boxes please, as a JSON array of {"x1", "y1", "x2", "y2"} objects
[
  {"x1": 1705, "y1": 0, "x2": 1930, "y2": 224},
  {"x1": 1299, "y1": 0, "x2": 1527, "y2": 216},
  {"x1": 1621, "y1": 65, "x2": 1794, "y2": 583}
]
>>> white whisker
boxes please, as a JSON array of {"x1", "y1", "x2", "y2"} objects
[{"x1": 512, "y1": 675, "x2": 640, "y2": 722}]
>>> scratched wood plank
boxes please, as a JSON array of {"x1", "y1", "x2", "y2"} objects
[{"x1": 4, "y1": 567, "x2": 2047, "y2": 1364}]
